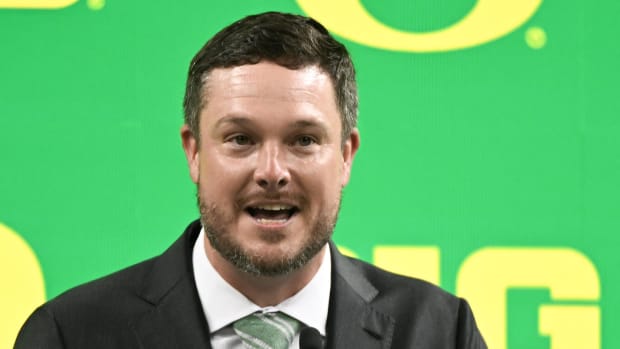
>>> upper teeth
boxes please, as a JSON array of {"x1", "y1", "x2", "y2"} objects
[{"x1": 256, "y1": 205, "x2": 292, "y2": 211}]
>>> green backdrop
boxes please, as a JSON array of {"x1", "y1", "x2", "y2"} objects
[{"x1": 1, "y1": 1, "x2": 618, "y2": 348}]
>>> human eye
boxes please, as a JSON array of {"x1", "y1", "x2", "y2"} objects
[
  {"x1": 226, "y1": 134, "x2": 253, "y2": 147},
  {"x1": 294, "y1": 135, "x2": 317, "y2": 147}
]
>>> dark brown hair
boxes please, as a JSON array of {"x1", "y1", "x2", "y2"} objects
[{"x1": 183, "y1": 11, "x2": 358, "y2": 145}]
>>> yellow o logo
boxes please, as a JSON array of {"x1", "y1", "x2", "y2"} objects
[
  {"x1": 0, "y1": 223, "x2": 46, "y2": 348},
  {"x1": 297, "y1": 0, "x2": 543, "y2": 52},
  {"x1": 0, "y1": 0, "x2": 77, "y2": 9}
]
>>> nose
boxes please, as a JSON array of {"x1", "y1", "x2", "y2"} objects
[{"x1": 253, "y1": 142, "x2": 290, "y2": 190}]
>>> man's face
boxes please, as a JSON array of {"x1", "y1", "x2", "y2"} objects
[{"x1": 182, "y1": 61, "x2": 359, "y2": 276}]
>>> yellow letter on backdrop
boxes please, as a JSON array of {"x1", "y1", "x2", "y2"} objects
[
  {"x1": 297, "y1": 0, "x2": 543, "y2": 52},
  {"x1": 539, "y1": 305, "x2": 600, "y2": 349},
  {"x1": 373, "y1": 246, "x2": 440, "y2": 285},
  {"x1": 0, "y1": 0, "x2": 77, "y2": 9},
  {"x1": 0, "y1": 223, "x2": 46, "y2": 348},
  {"x1": 456, "y1": 248, "x2": 600, "y2": 349}
]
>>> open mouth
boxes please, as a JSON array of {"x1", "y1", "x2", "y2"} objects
[{"x1": 246, "y1": 204, "x2": 299, "y2": 224}]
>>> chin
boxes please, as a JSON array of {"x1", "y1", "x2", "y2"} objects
[
  {"x1": 199, "y1": 195, "x2": 337, "y2": 276},
  {"x1": 209, "y1": 227, "x2": 327, "y2": 277}
]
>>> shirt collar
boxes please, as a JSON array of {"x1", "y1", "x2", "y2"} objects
[{"x1": 192, "y1": 227, "x2": 331, "y2": 335}]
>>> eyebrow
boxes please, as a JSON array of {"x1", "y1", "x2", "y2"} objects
[
  {"x1": 213, "y1": 116, "x2": 330, "y2": 134},
  {"x1": 213, "y1": 116, "x2": 254, "y2": 129},
  {"x1": 291, "y1": 119, "x2": 329, "y2": 132}
]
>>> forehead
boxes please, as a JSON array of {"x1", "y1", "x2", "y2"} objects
[
  {"x1": 200, "y1": 62, "x2": 340, "y2": 128},
  {"x1": 204, "y1": 62, "x2": 333, "y2": 100}
]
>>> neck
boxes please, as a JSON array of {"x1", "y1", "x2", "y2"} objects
[{"x1": 204, "y1": 240, "x2": 326, "y2": 307}]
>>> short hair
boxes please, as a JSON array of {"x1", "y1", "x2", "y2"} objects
[{"x1": 183, "y1": 11, "x2": 358, "y2": 146}]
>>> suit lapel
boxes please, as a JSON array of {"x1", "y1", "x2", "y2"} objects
[
  {"x1": 326, "y1": 243, "x2": 395, "y2": 349},
  {"x1": 131, "y1": 220, "x2": 213, "y2": 349},
  {"x1": 126, "y1": 223, "x2": 395, "y2": 349}
]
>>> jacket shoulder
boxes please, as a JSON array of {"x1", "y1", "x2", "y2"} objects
[
  {"x1": 16, "y1": 258, "x2": 159, "y2": 348},
  {"x1": 49, "y1": 257, "x2": 157, "y2": 319},
  {"x1": 344, "y1": 255, "x2": 457, "y2": 306},
  {"x1": 341, "y1": 256, "x2": 487, "y2": 348}
]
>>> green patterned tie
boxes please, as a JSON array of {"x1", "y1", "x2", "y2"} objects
[{"x1": 233, "y1": 312, "x2": 300, "y2": 349}]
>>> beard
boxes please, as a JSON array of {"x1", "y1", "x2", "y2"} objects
[{"x1": 197, "y1": 189, "x2": 340, "y2": 277}]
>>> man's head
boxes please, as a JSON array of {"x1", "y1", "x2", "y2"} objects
[
  {"x1": 181, "y1": 12, "x2": 360, "y2": 278},
  {"x1": 183, "y1": 11, "x2": 358, "y2": 147}
]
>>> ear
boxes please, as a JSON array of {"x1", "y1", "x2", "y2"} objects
[
  {"x1": 181, "y1": 124, "x2": 200, "y2": 184},
  {"x1": 341, "y1": 128, "x2": 360, "y2": 186}
]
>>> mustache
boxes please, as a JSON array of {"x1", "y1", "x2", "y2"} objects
[
  {"x1": 195, "y1": 186, "x2": 308, "y2": 210},
  {"x1": 234, "y1": 191, "x2": 309, "y2": 209}
]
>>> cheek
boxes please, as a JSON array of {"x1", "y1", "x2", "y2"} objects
[
  {"x1": 296, "y1": 156, "x2": 344, "y2": 197},
  {"x1": 198, "y1": 152, "x2": 253, "y2": 195}
]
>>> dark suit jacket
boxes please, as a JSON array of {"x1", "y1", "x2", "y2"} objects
[{"x1": 15, "y1": 220, "x2": 486, "y2": 348}]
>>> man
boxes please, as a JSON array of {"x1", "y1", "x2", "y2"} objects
[{"x1": 15, "y1": 12, "x2": 486, "y2": 349}]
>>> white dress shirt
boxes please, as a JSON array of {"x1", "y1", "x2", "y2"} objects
[{"x1": 192, "y1": 228, "x2": 331, "y2": 349}]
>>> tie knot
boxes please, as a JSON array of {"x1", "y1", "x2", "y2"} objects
[{"x1": 233, "y1": 311, "x2": 300, "y2": 349}]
